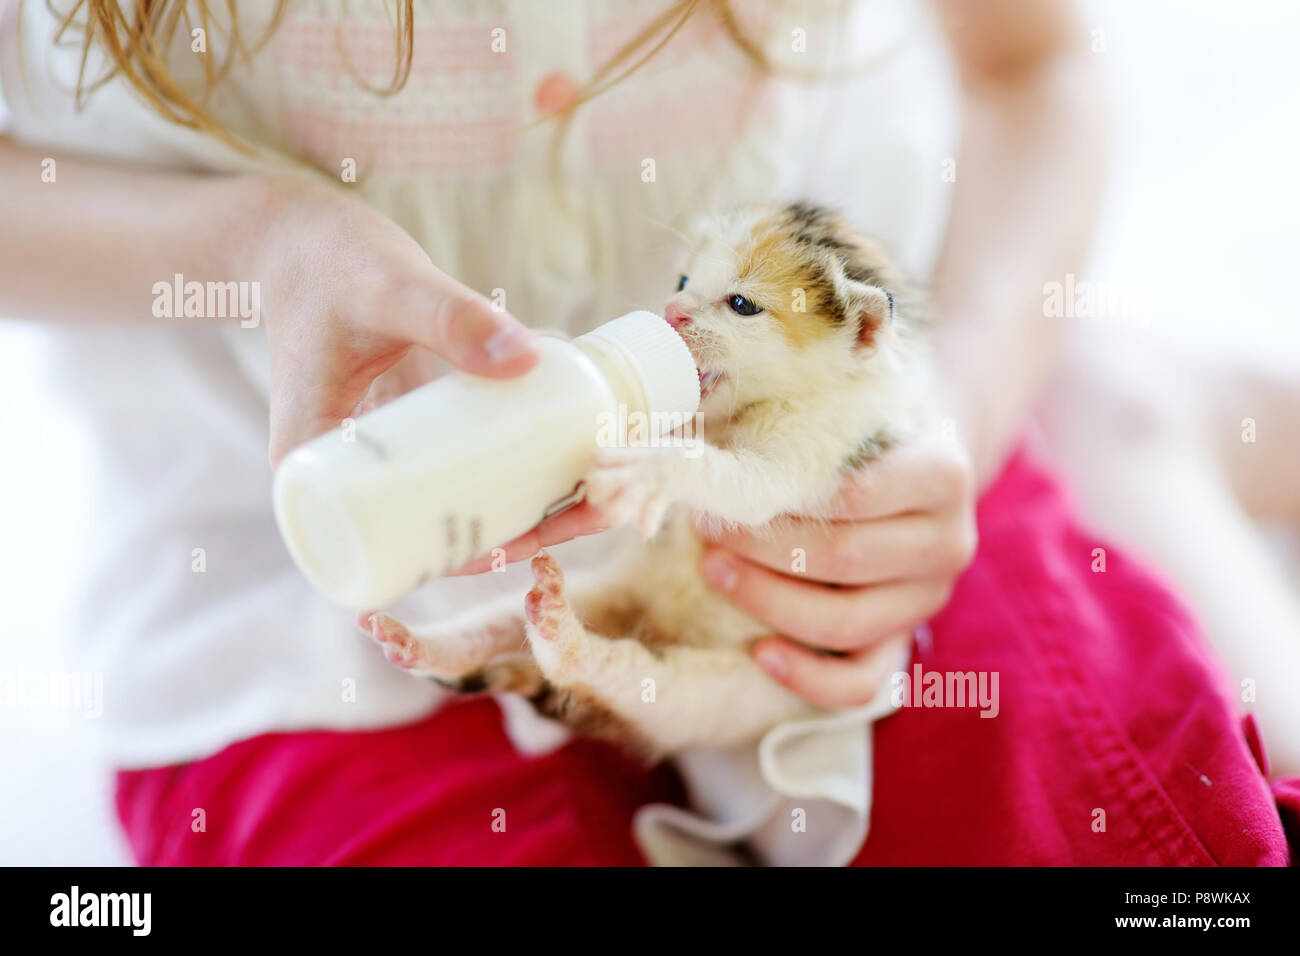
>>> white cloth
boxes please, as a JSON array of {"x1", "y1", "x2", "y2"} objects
[
  {"x1": 634, "y1": 642, "x2": 910, "y2": 867},
  {"x1": 0, "y1": 0, "x2": 956, "y2": 863}
]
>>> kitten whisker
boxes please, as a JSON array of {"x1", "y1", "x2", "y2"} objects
[{"x1": 638, "y1": 215, "x2": 693, "y2": 248}]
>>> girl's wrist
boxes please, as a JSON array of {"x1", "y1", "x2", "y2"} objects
[
  {"x1": 932, "y1": 318, "x2": 1016, "y2": 488},
  {"x1": 221, "y1": 173, "x2": 298, "y2": 284}
]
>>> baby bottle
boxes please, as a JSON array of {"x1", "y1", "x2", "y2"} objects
[{"x1": 273, "y1": 310, "x2": 700, "y2": 608}]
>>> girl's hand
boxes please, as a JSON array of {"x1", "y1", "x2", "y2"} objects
[
  {"x1": 247, "y1": 175, "x2": 541, "y2": 467},
  {"x1": 246, "y1": 175, "x2": 614, "y2": 569},
  {"x1": 449, "y1": 501, "x2": 609, "y2": 575},
  {"x1": 697, "y1": 436, "x2": 979, "y2": 708}
]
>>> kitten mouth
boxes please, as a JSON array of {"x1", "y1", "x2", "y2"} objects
[{"x1": 671, "y1": 322, "x2": 721, "y2": 399}]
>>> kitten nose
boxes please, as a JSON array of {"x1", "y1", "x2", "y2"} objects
[{"x1": 665, "y1": 305, "x2": 690, "y2": 329}]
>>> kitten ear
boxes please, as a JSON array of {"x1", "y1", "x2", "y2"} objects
[{"x1": 845, "y1": 281, "x2": 894, "y2": 348}]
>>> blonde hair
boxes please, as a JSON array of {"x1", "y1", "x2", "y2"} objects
[
  {"x1": 46, "y1": 0, "x2": 291, "y2": 150},
  {"x1": 43, "y1": 0, "x2": 785, "y2": 154}
]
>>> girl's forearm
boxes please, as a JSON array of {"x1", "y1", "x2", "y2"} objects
[
  {"x1": 930, "y1": 50, "x2": 1105, "y2": 486},
  {"x1": 0, "y1": 136, "x2": 270, "y2": 324}
]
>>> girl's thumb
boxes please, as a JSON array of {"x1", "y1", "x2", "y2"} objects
[{"x1": 383, "y1": 275, "x2": 540, "y2": 378}]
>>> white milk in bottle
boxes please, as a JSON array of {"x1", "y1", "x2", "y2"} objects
[{"x1": 273, "y1": 311, "x2": 699, "y2": 609}]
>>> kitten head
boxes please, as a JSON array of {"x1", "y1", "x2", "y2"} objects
[{"x1": 666, "y1": 202, "x2": 908, "y2": 420}]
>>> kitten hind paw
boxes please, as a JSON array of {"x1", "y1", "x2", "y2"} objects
[
  {"x1": 524, "y1": 551, "x2": 569, "y2": 641},
  {"x1": 362, "y1": 611, "x2": 422, "y2": 670}
]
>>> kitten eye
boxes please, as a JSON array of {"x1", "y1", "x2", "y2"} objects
[
  {"x1": 727, "y1": 294, "x2": 762, "y2": 316},
  {"x1": 677, "y1": 275, "x2": 688, "y2": 292}
]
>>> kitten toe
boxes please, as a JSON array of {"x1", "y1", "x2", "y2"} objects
[
  {"x1": 366, "y1": 611, "x2": 420, "y2": 669},
  {"x1": 525, "y1": 551, "x2": 570, "y2": 641}
]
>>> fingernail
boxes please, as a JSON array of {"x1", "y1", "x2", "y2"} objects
[
  {"x1": 702, "y1": 551, "x2": 737, "y2": 591},
  {"x1": 757, "y1": 647, "x2": 788, "y2": 679},
  {"x1": 484, "y1": 324, "x2": 535, "y2": 364}
]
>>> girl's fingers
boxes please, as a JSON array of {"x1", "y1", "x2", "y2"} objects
[
  {"x1": 451, "y1": 502, "x2": 608, "y2": 576},
  {"x1": 267, "y1": 344, "x2": 386, "y2": 467},
  {"x1": 533, "y1": 500, "x2": 609, "y2": 548},
  {"x1": 358, "y1": 346, "x2": 442, "y2": 412},
  {"x1": 701, "y1": 546, "x2": 951, "y2": 651},
  {"x1": 450, "y1": 539, "x2": 534, "y2": 576},
  {"x1": 262, "y1": 187, "x2": 540, "y2": 465},
  {"x1": 700, "y1": 512, "x2": 972, "y2": 586},
  {"x1": 753, "y1": 632, "x2": 911, "y2": 709},
  {"x1": 269, "y1": 277, "x2": 539, "y2": 466},
  {"x1": 826, "y1": 438, "x2": 972, "y2": 521},
  {"x1": 377, "y1": 270, "x2": 540, "y2": 378}
]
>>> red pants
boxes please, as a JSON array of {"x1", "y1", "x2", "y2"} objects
[{"x1": 116, "y1": 449, "x2": 1300, "y2": 865}]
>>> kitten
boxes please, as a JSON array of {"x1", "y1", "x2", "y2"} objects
[{"x1": 362, "y1": 202, "x2": 932, "y2": 760}]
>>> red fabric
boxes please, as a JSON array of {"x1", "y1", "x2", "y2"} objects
[
  {"x1": 116, "y1": 694, "x2": 684, "y2": 865},
  {"x1": 855, "y1": 449, "x2": 1293, "y2": 865},
  {"x1": 116, "y1": 447, "x2": 1297, "y2": 865}
]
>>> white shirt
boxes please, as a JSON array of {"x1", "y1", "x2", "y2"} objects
[{"x1": 1, "y1": 0, "x2": 956, "y2": 864}]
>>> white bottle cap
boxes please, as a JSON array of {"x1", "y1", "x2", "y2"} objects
[{"x1": 577, "y1": 310, "x2": 701, "y2": 417}]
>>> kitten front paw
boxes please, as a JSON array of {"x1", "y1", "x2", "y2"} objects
[
  {"x1": 523, "y1": 551, "x2": 569, "y2": 642},
  {"x1": 361, "y1": 611, "x2": 425, "y2": 671},
  {"x1": 584, "y1": 445, "x2": 683, "y2": 539},
  {"x1": 524, "y1": 551, "x2": 588, "y2": 682}
]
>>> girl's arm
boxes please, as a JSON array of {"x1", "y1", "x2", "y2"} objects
[
  {"x1": 0, "y1": 136, "x2": 264, "y2": 324},
  {"x1": 707, "y1": 0, "x2": 1106, "y2": 705},
  {"x1": 0, "y1": 136, "x2": 541, "y2": 463},
  {"x1": 929, "y1": 0, "x2": 1106, "y2": 485}
]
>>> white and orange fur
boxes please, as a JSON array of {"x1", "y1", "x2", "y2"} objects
[{"x1": 362, "y1": 202, "x2": 933, "y2": 760}]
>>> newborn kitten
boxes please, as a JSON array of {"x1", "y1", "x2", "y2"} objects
[{"x1": 364, "y1": 202, "x2": 932, "y2": 760}]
